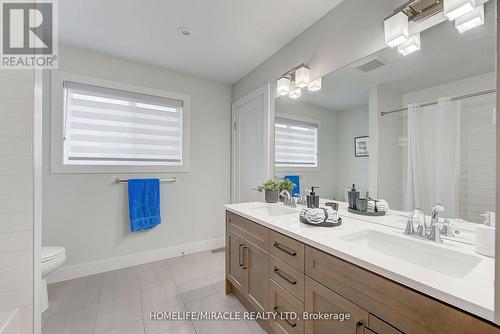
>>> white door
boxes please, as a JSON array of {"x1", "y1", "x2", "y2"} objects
[{"x1": 232, "y1": 84, "x2": 271, "y2": 203}]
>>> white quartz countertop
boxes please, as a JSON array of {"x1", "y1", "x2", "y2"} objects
[{"x1": 224, "y1": 201, "x2": 495, "y2": 322}]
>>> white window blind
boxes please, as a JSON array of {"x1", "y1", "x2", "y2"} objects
[
  {"x1": 63, "y1": 81, "x2": 183, "y2": 166},
  {"x1": 275, "y1": 117, "x2": 319, "y2": 168}
]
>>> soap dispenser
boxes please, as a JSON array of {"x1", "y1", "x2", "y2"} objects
[
  {"x1": 475, "y1": 212, "x2": 495, "y2": 257},
  {"x1": 347, "y1": 184, "x2": 359, "y2": 210},
  {"x1": 306, "y1": 187, "x2": 320, "y2": 208}
]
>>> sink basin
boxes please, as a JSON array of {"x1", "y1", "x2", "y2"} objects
[
  {"x1": 340, "y1": 230, "x2": 481, "y2": 278},
  {"x1": 250, "y1": 204, "x2": 297, "y2": 217}
]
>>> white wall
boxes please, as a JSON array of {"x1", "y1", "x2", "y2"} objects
[
  {"x1": 370, "y1": 84, "x2": 404, "y2": 208},
  {"x1": 336, "y1": 106, "x2": 369, "y2": 200},
  {"x1": 275, "y1": 99, "x2": 370, "y2": 201},
  {"x1": 42, "y1": 46, "x2": 231, "y2": 280},
  {"x1": 232, "y1": 0, "x2": 396, "y2": 102},
  {"x1": 0, "y1": 70, "x2": 34, "y2": 334},
  {"x1": 274, "y1": 98, "x2": 338, "y2": 198}
]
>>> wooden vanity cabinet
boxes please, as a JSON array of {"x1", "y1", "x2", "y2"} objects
[
  {"x1": 225, "y1": 211, "x2": 500, "y2": 334},
  {"x1": 226, "y1": 212, "x2": 270, "y2": 315},
  {"x1": 226, "y1": 229, "x2": 245, "y2": 292},
  {"x1": 305, "y1": 277, "x2": 368, "y2": 334}
]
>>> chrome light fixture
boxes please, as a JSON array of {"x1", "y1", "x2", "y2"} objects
[
  {"x1": 455, "y1": 4, "x2": 484, "y2": 33},
  {"x1": 276, "y1": 77, "x2": 291, "y2": 96},
  {"x1": 307, "y1": 78, "x2": 322, "y2": 92},
  {"x1": 397, "y1": 33, "x2": 421, "y2": 56},
  {"x1": 288, "y1": 81, "x2": 301, "y2": 99},
  {"x1": 295, "y1": 66, "x2": 310, "y2": 88},
  {"x1": 443, "y1": 0, "x2": 476, "y2": 21},
  {"x1": 384, "y1": 12, "x2": 409, "y2": 48}
]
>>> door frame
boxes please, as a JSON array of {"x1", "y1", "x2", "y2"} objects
[{"x1": 231, "y1": 83, "x2": 273, "y2": 203}]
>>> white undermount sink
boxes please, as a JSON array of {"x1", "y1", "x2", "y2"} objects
[
  {"x1": 249, "y1": 204, "x2": 297, "y2": 217},
  {"x1": 340, "y1": 230, "x2": 481, "y2": 278}
]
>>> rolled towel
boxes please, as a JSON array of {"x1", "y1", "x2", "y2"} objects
[
  {"x1": 299, "y1": 207, "x2": 339, "y2": 225},
  {"x1": 367, "y1": 199, "x2": 389, "y2": 213}
]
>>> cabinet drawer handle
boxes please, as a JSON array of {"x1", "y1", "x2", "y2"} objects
[
  {"x1": 356, "y1": 321, "x2": 364, "y2": 334},
  {"x1": 238, "y1": 244, "x2": 244, "y2": 267},
  {"x1": 273, "y1": 268, "x2": 297, "y2": 285},
  {"x1": 273, "y1": 306, "x2": 297, "y2": 328},
  {"x1": 273, "y1": 242, "x2": 297, "y2": 256},
  {"x1": 242, "y1": 246, "x2": 248, "y2": 270}
]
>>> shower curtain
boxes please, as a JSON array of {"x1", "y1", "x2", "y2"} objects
[{"x1": 404, "y1": 98, "x2": 461, "y2": 217}]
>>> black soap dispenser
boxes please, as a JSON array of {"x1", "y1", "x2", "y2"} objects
[
  {"x1": 347, "y1": 184, "x2": 359, "y2": 210},
  {"x1": 307, "y1": 187, "x2": 320, "y2": 208}
]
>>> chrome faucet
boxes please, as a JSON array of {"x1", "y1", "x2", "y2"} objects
[
  {"x1": 279, "y1": 190, "x2": 292, "y2": 206},
  {"x1": 405, "y1": 204, "x2": 445, "y2": 242}
]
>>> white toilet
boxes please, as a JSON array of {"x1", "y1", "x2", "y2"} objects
[{"x1": 41, "y1": 247, "x2": 66, "y2": 312}]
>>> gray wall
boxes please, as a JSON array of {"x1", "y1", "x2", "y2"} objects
[
  {"x1": 42, "y1": 46, "x2": 231, "y2": 270},
  {"x1": 232, "y1": 0, "x2": 395, "y2": 102},
  {"x1": 336, "y1": 106, "x2": 369, "y2": 200},
  {"x1": 275, "y1": 98, "x2": 339, "y2": 199}
]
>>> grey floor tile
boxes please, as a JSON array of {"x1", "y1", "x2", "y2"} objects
[
  {"x1": 98, "y1": 320, "x2": 145, "y2": 334},
  {"x1": 50, "y1": 274, "x2": 103, "y2": 314},
  {"x1": 138, "y1": 261, "x2": 175, "y2": 291},
  {"x1": 101, "y1": 267, "x2": 140, "y2": 297},
  {"x1": 94, "y1": 282, "x2": 143, "y2": 334},
  {"x1": 141, "y1": 283, "x2": 188, "y2": 334},
  {"x1": 155, "y1": 321, "x2": 196, "y2": 334},
  {"x1": 176, "y1": 274, "x2": 217, "y2": 304},
  {"x1": 42, "y1": 301, "x2": 98, "y2": 334}
]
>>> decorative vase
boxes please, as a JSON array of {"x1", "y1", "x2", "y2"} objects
[{"x1": 265, "y1": 190, "x2": 279, "y2": 203}]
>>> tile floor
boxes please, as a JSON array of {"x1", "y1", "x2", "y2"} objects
[{"x1": 42, "y1": 251, "x2": 266, "y2": 334}]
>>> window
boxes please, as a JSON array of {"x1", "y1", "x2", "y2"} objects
[
  {"x1": 51, "y1": 71, "x2": 190, "y2": 173},
  {"x1": 275, "y1": 117, "x2": 319, "y2": 168}
]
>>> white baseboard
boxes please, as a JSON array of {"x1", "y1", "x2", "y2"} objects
[{"x1": 47, "y1": 237, "x2": 225, "y2": 284}]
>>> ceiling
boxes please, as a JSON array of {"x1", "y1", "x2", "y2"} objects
[
  {"x1": 59, "y1": 0, "x2": 345, "y2": 84},
  {"x1": 297, "y1": 1, "x2": 496, "y2": 111}
]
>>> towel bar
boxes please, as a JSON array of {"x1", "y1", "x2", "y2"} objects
[{"x1": 114, "y1": 177, "x2": 177, "y2": 184}]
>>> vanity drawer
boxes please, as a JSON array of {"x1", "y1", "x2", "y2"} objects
[
  {"x1": 270, "y1": 231, "x2": 304, "y2": 271},
  {"x1": 270, "y1": 255, "x2": 305, "y2": 302},
  {"x1": 226, "y1": 211, "x2": 269, "y2": 251},
  {"x1": 305, "y1": 245, "x2": 499, "y2": 334},
  {"x1": 368, "y1": 314, "x2": 404, "y2": 334},
  {"x1": 270, "y1": 280, "x2": 304, "y2": 334}
]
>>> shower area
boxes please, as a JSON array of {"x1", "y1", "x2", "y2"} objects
[{"x1": 378, "y1": 73, "x2": 496, "y2": 223}]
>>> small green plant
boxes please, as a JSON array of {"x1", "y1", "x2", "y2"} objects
[
  {"x1": 258, "y1": 179, "x2": 280, "y2": 191},
  {"x1": 279, "y1": 178, "x2": 296, "y2": 192}
]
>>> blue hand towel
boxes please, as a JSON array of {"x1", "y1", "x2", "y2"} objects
[
  {"x1": 284, "y1": 175, "x2": 300, "y2": 197},
  {"x1": 127, "y1": 179, "x2": 161, "y2": 232}
]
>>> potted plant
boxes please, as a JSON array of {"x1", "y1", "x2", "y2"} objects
[
  {"x1": 258, "y1": 179, "x2": 280, "y2": 203},
  {"x1": 279, "y1": 178, "x2": 296, "y2": 194}
]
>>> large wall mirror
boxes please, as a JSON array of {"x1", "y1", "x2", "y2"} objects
[{"x1": 273, "y1": 1, "x2": 496, "y2": 245}]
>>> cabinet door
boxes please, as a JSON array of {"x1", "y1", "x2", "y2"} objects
[
  {"x1": 244, "y1": 240, "x2": 269, "y2": 313},
  {"x1": 305, "y1": 277, "x2": 369, "y2": 334},
  {"x1": 226, "y1": 229, "x2": 245, "y2": 292}
]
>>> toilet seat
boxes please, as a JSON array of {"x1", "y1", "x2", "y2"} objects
[{"x1": 42, "y1": 246, "x2": 65, "y2": 263}]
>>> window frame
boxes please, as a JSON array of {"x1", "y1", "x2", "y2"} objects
[
  {"x1": 274, "y1": 113, "x2": 320, "y2": 172},
  {"x1": 50, "y1": 70, "x2": 191, "y2": 173}
]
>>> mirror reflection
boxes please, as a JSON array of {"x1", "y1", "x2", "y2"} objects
[{"x1": 274, "y1": 3, "x2": 496, "y2": 244}]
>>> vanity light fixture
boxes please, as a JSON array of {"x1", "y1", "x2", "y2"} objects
[
  {"x1": 307, "y1": 78, "x2": 322, "y2": 92},
  {"x1": 455, "y1": 3, "x2": 484, "y2": 33},
  {"x1": 295, "y1": 66, "x2": 310, "y2": 88},
  {"x1": 288, "y1": 81, "x2": 301, "y2": 99},
  {"x1": 397, "y1": 33, "x2": 421, "y2": 56},
  {"x1": 384, "y1": 11, "x2": 409, "y2": 48},
  {"x1": 276, "y1": 63, "x2": 322, "y2": 98},
  {"x1": 277, "y1": 77, "x2": 291, "y2": 96},
  {"x1": 443, "y1": 0, "x2": 476, "y2": 21}
]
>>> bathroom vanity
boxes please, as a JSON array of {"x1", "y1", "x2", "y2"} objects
[{"x1": 224, "y1": 202, "x2": 498, "y2": 334}]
